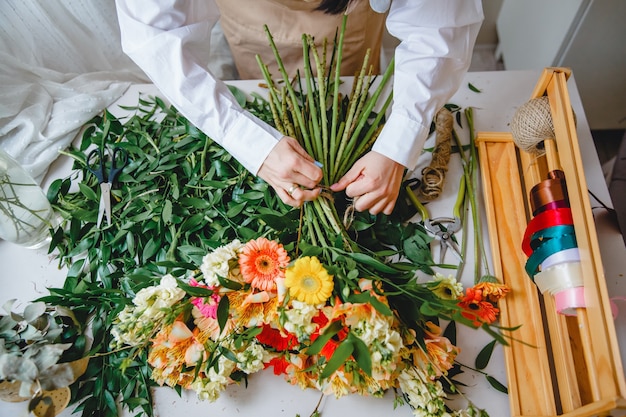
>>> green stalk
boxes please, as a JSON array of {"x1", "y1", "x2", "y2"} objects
[
  {"x1": 341, "y1": 92, "x2": 393, "y2": 174},
  {"x1": 306, "y1": 35, "x2": 328, "y2": 180},
  {"x1": 263, "y1": 25, "x2": 311, "y2": 150},
  {"x1": 333, "y1": 59, "x2": 394, "y2": 179},
  {"x1": 332, "y1": 50, "x2": 370, "y2": 180},
  {"x1": 329, "y1": 15, "x2": 347, "y2": 179},
  {"x1": 465, "y1": 107, "x2": 491, "y2": 281},
  {"x1": 256, "y1": 56, "x2": 285, "y2": 133}
]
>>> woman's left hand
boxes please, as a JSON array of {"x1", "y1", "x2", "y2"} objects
[{"x1": 330, "y1": 151, "x2": 405, "y2": 215}]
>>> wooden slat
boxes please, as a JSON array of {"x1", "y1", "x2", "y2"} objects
[{"x1": 544, "y1": 69, "x2": 626, "y2": 400}]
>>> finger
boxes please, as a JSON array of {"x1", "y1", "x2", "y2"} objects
[
  {"x1": 281, "y1": 184, "x2": 321, "y2": 207},
  {"x1": 299, "y1": 187, "x2": 321, "y2": 202},
  {"x1": 352, "y1": 192, "x2": 377, "y2": 213},
  {"x1": 330, "y1": 166, "x2": 363, "y2": 193},
  {"x1": 292, "y1": 166, "x2": 323, "y2": 190}
]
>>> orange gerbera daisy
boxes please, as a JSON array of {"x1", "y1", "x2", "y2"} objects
[
  {"x1": 238, "y1": 237, "x2": 290, "y2": 291},
  {"x1": 458, "y1": 287, "x2": 499, "y2": 326},
  {"x1": 474, "y1": 281, "x2": 510, "y2": 303}
]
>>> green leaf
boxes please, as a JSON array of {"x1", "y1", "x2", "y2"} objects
[
  {"x1": 475, "y1": 339, "x2": 496, "y2": 370},
  {"x1": 468, "y1": 82, "x2": 482, "y2": 93},
  {"x1": 349, "y1": 333, "x2": 372, "y2": 376},
  {"x1": 78, "y1": 182, "x2": 99, "y2": 202},
  {"x1": 176, "y1": 280, "x2": 214, "y2": 297},
  {"x1": 443, "y1": 320, "x2": 457, "y2": 346},
  {"x1": 320, "y1": 339, "x2": 353, "y2": 379},
  {"x1": 226, "y1": 84, "x2": 248, "y2": 107},
  {"x1": 486, "y1": 375, "x2": 508, "y2": 393},
  {"x1": 217, "y1": 295, "x2": 230, "y2": 333},
  {"x1": 162, "y1": 199, "x2": 173, "y2": 223},
  {"x1": 141, "y1": 238, "x2": 160, "y2": 263},
  {"x1": 419, "y1": 302, "x2": 441, "y2": 317},
  {"x1": 226, "y1": 201, "x2": 247, "y2": 218},
  {"x1": 217, "y1": 274, "x2": 243, "y2": 291},
  {"x1": 346, "y1": 252, "x2": 397, "y2": 274},
  {"x1": 306, "y1": 320, "x2": 344, "y2": 355}
]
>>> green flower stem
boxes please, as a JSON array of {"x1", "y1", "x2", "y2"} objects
[
  {"x1": 333, "y1": 50, "x2": 371, "y2": 176},
  {"x1": 305, "y1": 36, "x2": 327, "y2": 169},
  {"x1": 303, "y1": 203, "x2": 326, "y2": 247},
  {"x1": 465, "y1": 107, "x2": 491, "y2": 281},
  {"x1": 334, "y1": 59, "x2": 394, "y2": 180},
  {"x1": 0, "y1": 177, "x2": 52, "y2": 239},
  {"x1": 342, "y1": 92, "x2": 393, "y2": 174},
  {"x1": 452, "y1": 107, "x2": 491, "y2": 284},
  {"x1": 263, "y1": 24, "x2": 311, "y2": 151},
  {"x1": 329, "y1": 16, "x2": 348, "y2": 179},
  {"x1": 255, "y1": 57, "x2": 285, "y2": 133}
]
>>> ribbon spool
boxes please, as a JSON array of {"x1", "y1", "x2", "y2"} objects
[
  {"x1": 529, "y1": 170, "x2": 569, "y2": 215},
  {"x1": 534, "y1": 261, "x2": 586, "y2": 316},
  {"x1": 522, "y1": 170, "x2": 586, "y2": 315}
]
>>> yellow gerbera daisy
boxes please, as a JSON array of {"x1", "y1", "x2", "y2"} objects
[{"x1": 284, "y1": 256, "x2": 333, "y2": 305}]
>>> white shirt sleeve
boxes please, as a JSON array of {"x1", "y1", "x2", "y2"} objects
[
  {"x1": 114, "y1": 0, "x2": 482, "y2": 175},
  {"x1": 114, "y1": 0, "x2": 283, "y2": 175},
  {"x1": 372, "y1": 0, "x2": 483, "y2": 170}
]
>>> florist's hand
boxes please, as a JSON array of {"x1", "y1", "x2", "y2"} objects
[
  {"x1": 330, "y1": 151, "x2": 405, "y2": 215},
  {"x1": 258, "y1": 136, "x2": 323, "y2": 207}
]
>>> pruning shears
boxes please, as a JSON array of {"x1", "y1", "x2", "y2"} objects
[{"x1": 406, "y1": 175, "x2": 466, "y2": 263}]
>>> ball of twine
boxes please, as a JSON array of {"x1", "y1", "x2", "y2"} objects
[{"x1": 511, "y1": 96, "x2": 554, "y2": 155}]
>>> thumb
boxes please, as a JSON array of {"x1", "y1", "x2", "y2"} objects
[{"x1": 330, "y1": 165, "x2": 363, "y2": 192}]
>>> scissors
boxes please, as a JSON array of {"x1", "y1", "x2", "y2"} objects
[
  {"x1": 86, "y1": 146, "x2": 128, "y2": 228},
  {"x1": 406, "y1": 175, "x2": 466, "y2": 263}
]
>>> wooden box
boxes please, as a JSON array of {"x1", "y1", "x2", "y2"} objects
[{"x1": 475, "y1": 68, "x2": 626, "y2": 416}]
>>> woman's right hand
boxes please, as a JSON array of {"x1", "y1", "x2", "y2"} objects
[{"x1": 257, "y1": 136, "x2": 323, "y2": 207}]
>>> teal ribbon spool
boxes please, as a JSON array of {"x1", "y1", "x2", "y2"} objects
[{"x1": 526, "y1": 231, "x2": 578, "y2": 279}]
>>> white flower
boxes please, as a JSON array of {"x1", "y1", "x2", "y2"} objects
[
  {"x1": 111, "y1": 275, "x2": 185, "y2": 347},
  {"x1": 282, "y1": 300, "x2": 319, "y2": 340},
  {"x1": 398, "y1": 366, "x2": 450, "y2": 417},
  {"x1": 200, "y1": 240, "x2": 244, "y2": 286},
  {"x1": 133, "y1": 274, "x2": 185, "y2": 309},
  {"x1": 236, "y1": 342, "x2": 266, "y2": 374}
]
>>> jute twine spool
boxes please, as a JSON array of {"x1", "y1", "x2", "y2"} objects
[
  {"x1": 419, "y1": 107, "x2": 453, "y2": 200},
  {"x1": 511, "y1": 96, "x2": 577, "y2": 154},
  {"x1": 511, "y1": 96, "x2": 554, "y2": 154}
]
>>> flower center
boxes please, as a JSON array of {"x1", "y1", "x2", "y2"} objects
[
  {"x1": 255, "y1": 254, "x2": 275, "y2": 274},
  {"x1": 301, "y1": 275, "x2": 319, "y2": 292}
]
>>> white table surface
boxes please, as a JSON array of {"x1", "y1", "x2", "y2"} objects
[{"x1": 2, "y1": 70, "x2": 625, "y2": 417}]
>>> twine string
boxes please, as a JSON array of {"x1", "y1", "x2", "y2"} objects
[{"x1": 420, "y1": 107, "x2": 453, "y2": 200}]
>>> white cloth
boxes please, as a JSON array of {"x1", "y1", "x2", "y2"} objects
[
  {"x1": 0, "y1": 0, "x2": 151, "y2": 182},
  {"x1": 115, "y1": 0, "x2": 483, "y2": 175}
]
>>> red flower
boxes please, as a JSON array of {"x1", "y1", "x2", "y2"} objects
[
  {"x1": 309, "y1": 316, "x2": 349, "y2": 361},
  {"x1": 256, "y1": 324, "x2": 298, "y2": 351},
  {"x1": 265, "y1": 356, "x2": 290, "y2": 375}
]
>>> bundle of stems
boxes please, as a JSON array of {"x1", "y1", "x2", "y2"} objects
[{"x1": 256, "y1": 15, "x2": 394, "y2": 251}]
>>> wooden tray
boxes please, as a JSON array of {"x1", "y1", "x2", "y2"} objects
[{"x1": 475, "y1": 67, "x2": 626, "y2": 416}]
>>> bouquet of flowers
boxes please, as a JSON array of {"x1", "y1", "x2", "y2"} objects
[{"x1": 110, "y1": 236, "x2": 507, "y2": 415}]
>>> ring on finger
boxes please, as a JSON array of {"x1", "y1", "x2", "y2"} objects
[{"x1": 287, "y1": 184, "x2": 298, "y2": 197}]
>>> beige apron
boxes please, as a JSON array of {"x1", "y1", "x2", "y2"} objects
[{"x1": 215, "y1": 0, "x2": 386, "y2": 79}]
